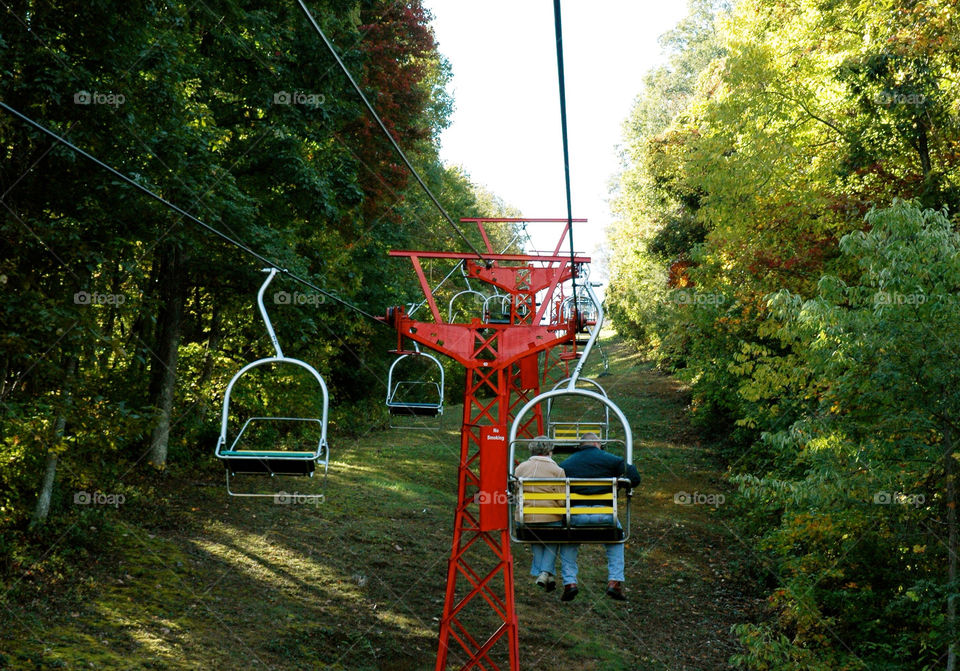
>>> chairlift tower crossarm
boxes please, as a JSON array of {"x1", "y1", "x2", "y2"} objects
[{"x1": 385, "y1": 249, "x2": 588, "y2": 368}]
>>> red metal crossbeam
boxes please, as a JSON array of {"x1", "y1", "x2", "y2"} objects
[
  {"x1": 388, "y1": 315, "x2": 570, "y2": 368},
  {"x1": 389, "y1": 250, "x2": 590, "y2": 264},
  {"x1": 463, "y1": 259, "x2": 579, "y2": 297},
  {"x1": 458, "y1": 217, "x2": 587, "y2": 223}
]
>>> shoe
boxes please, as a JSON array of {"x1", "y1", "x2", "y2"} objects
[
  {"x1": 606, "y1": 580, "x2": 626, "y2": 601},
  {"x1": 535, "y1": 572, "x2": 557, "y2": 592},
  {"x1": 561, "y1": 583, "x2": 579, "y2": 601}
]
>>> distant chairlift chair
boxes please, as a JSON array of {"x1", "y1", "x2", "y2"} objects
[
  {"x1": 385, "y1": 349, "x2": 445, "y2": 428},
  {"x1": 545, "y1": 376, "x2": 611, "y2": 452},
  {"x1": 447, "y1": 289, "x2": 488, "y2": 323},
  {"x1": 483, "y1": 293, "x2": 513, "y2": 324},
  {"x1": 214, "y1": 268, "x2": 329, "y2": 498}
]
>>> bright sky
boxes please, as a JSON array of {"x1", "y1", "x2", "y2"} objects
[{"x1": 425, "y1": 0, "x2": 689, "y2": 280}]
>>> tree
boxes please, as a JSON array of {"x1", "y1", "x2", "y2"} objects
[{"x1": 0, "y1": 0, "x2": 512, "y2": 533}]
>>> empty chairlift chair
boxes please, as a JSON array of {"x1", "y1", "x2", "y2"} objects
[
  {"x1": 545, "y1": 377, "x2": 610, "y2": 452},
  {"x1": 447, "y1": 289, "x2": 487, "y2": 323},
  {"x1": 214, "y1": 268, "x2": 329, "y2": 498},
  {"x1": 385, "y1": 350, "x2": 445, "y2": 427},
  {"x1": 483, "y1": 293, "x2": 513, "y2": 324},
  {"x1": 508, "y1": 387, "x2": 634, "y2": 544}
]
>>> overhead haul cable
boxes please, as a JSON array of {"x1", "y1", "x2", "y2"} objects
[
  {"x1": 294, "y1": 0, "x2": 489, "y2": 266},
  {"x1": 0, "y1": 101, "x2": 387, "y2": 326}
]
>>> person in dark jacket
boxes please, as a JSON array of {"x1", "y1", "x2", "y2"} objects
[{"x1": 557, "y1": 433, "x2": 641, "y2": 601}]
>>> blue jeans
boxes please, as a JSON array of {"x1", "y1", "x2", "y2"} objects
[
  {"x1": 558, "y1": 512, "x2": 624, "y2": 584},
  {"x1": 527, "y1": 521, "x2": 561, "y2": 576},
  {"x1": 530, "y1": 543, "x2": 559, "y2": 576}
]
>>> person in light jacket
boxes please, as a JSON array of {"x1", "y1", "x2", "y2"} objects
[{"x1": 514, "y1": 436, "x2": 565, "y2": 592}]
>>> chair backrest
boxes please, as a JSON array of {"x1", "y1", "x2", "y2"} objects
[
  {"x1": 516, "y1": 477, "x2": 621, "y2": 521},
  {"x1": 510, "y1": 476, "x2": 633, "y2": 543},
  {"x1": 549, "y1": 422, "x2": 607, "y2": 445}
]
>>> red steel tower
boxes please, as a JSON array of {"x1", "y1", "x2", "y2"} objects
[{"x1": 383, "y1": 218, "x2": 588, "y2": 670}]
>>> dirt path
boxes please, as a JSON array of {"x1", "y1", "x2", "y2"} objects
[{"x1": 0, "y1": 335, "x2": 759, "y2": 670}]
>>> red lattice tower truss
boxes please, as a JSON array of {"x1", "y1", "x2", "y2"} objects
[{"x1": 381, "y1": 218, "x2": 588, "y2": 670}]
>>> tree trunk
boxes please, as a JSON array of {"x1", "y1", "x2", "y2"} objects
[
  {"x1": 946, "y1": 421, "x2": 957, "y2": 671},
  {"x1": 147, "y1": 245, "x2": 185, "y2": 469},
  {"x1": 100, "y1": 260, "x2": 122, "y2": 370},
  {"x1": 197, "y1": 299, "x2": 222, "y2": 389},
  {"x1": 917, "y1": 122, "x2": 932, "y2": 178},
  {"x1": 127, "y1": 257, "x2": 161, "y2": 383},
  {"x1": 31, "y1": 356, "x2": 77, "y2": 525}
]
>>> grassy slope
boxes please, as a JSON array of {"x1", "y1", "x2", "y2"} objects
[{"x1": 0, "y1": 333, "x2": 758, "y2": 670}]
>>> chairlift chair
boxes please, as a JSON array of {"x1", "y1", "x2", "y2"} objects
[
  {"x1": 214, "y1": 268, "x2": 329, "y2": 498},
  {"x1": 447, "y1": 289, "x2": 487, "y2": 323},
  {"x1": 545, "y1": 377, "x2": 610, "y2": 451},
  {"x1": 386, "y1": 349, "x2": 445, "y2": 428},
  {"x1": 483, "y1": 293, "x2": 512, "y2": 324},
  {"x1": 509, "y1": 387, "x2": 635, "y2": 544},
  {"x1": 560, "y1": 294, "x2": 596, "y2": 324}
]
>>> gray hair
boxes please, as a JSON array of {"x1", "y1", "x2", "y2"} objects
[
  {"x1": 579, "y1": 432, "x2": 602, "y2": 449},
  {"x1": 529, "y1": 436, "x2": 553, "y2": 456}
]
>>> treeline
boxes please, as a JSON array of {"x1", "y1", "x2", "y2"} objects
[
  {"x1": 607, "y1": 0, "x2": 960, "y2": 668},
  {"x1": 0, "y1": 1, "x2": 517, "y2": 539}
]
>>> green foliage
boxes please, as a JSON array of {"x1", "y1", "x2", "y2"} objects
[
  {"x1": 607, "y1": 0, "x2": 960, "y2": 665},
  {"x1": 0, "y1": 0, "x2": 517, "y2": 547}
]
